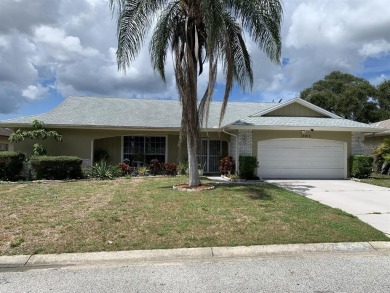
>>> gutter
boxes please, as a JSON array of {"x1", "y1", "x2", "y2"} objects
[{"x1": 222, "y1": 129, "x2": 239, "y2": 175}]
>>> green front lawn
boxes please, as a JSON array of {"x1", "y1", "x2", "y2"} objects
[
  {"x1": 361, "y1": 174, "x2": 390, "y2": 188},
  {"x1": 1, "y1": 176, "x2": 388, "y2": 256}
]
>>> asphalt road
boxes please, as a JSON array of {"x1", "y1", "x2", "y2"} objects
[{"x1": 1, "y1": 252, "x2": 390, "y2": 293}]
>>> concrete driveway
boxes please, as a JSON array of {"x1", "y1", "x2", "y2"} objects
[{"x1": 266, "y1": 180, "x2": 390, "y2": 237}]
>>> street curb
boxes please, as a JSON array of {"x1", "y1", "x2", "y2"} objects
[
  {"x1": 0, "y1": 255, "x2": 30, "y2": 268},
  {"x1": 212, "y1": 242, "x2": 374, "y2": 258},
  {"x1": 1, "y1": 242, "x2": 389, "y2": 269},
  {"x1": 369, "y1": 241, "x2": 390, "y2": 250},
  {"x1": 26, "y1": 247, "x2": 211, "y2": 267}
]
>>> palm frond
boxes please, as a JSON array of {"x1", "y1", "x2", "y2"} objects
[
  {"x1": 216, "y1": 12, "x2": 254, "y2": 126},
  {"x1": 150, "y1": 2, "x2": 181, "y2": 81},
  {"x1": 201, "y1": 0, "x2": 224, "y2": 54},
  {"x1": 109, "y1": 0, "x2": 169, "y2": 71},
  {"x1": 225, "y1": 0, "x2": 283, "y2": 64}
]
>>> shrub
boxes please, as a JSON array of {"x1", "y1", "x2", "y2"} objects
[
  {"x1": 29, "y1": 156, "x2": 82, "y2": 180},
  {"x1": 32, "y1": 143, "x2": 47, "y2": 156},
  {"x1": 239, "y1": 156, "x2": 259, "y2": 180},
  {"x1": 372, "y1": 154, "x2": 384, "y2": 174},
  {"x1": 91, "y1": 161, "x2": 121, "y2": 180},
  {"x1": 373, "y1": 138, "x2": 390, "y2": 174},
  {"x1": 177, "y1": 160, "x2": 189, "y2": 174},
  {"x1": 350, "y1": 155, "x2": 374, "y2": 179},
  {"x1": 163, "y1": 162, "x2": 177, "y2": 176},
  {"x1": 0, "y1": 152, "x2": 26, "y2": 181},
  {"x1": 219, "y1": 156, "x2": 235, "y2": 175},
  {"x1": 119, "y1": 162, "x2": 131, "y2": 175},
  {"x1": 137, "y1": 166, "x2": 149, "y2": 176},
  {"x1": 149, "y1": 159, "x2": 162, "y2": 175}
]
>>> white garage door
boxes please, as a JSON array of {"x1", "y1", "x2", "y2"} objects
[{"x1": 257, "y1": 138, "x2": 346, "y2": 179}]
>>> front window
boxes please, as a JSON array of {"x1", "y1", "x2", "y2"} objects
[
  {"x1": 123, "y1": 136, "x2": 166, "y2": 164},
  {"x1": 0, "y1": 143, "x2": 8, "y2": 151}
]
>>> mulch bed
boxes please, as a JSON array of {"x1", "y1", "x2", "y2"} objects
[{"x1": 173, "y1": 183, "x2": 215, "y2": 192}]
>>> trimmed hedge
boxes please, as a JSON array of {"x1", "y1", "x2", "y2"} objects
[
  {"x1": 29, "y1": 156, "x2": 83, "y2": 180},
  {"x1": 239, "y1": 156, "x2": 259, "y2": 180},
  {"x1": 0, "y1": 152, "x2": 26, "y2": 181},
  {"x1": 350, "y1": 155, "x2": 374, "y2": 179}
]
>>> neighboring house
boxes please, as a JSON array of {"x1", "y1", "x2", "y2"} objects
[
  {"x1": 365, "y1": 119, "x2": 390, "y2": 154},
  {"x1": 0, "y1": 128, "x2": 12, "y2": 151},
  {"x1": 0, "y1": 96, "x2": 384, "y2": 179}
]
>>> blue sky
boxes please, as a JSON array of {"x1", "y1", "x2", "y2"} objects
[{"x1": 0, "y1": 0, "x2": 390, "y2": 121}]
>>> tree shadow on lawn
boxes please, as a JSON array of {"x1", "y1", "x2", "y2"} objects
[
  {"x1": 205, "y1": 183, "x2": 274, "y2": 201},
  {"x1": 245, "y1": 186, "x2": 273, "y2": 201}
]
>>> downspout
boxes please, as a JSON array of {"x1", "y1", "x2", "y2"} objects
[{"x1": 222, "y1": 129, "x2": 239, "y2": 175}]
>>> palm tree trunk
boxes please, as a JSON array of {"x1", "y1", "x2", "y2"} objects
[{"x1": 187, "y1": 134, "x2": 201, "y2": 186}]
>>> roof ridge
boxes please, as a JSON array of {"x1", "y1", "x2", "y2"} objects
[{"x1": 66, "y1": 95, "x2": 276, "y2": 105}]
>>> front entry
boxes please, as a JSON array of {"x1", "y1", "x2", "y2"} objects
[{"x1": 199, "y1": 140, "x2": 227, "y2": 173}]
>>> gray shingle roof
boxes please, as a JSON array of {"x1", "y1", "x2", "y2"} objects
[
  {"x1": 0, "y1": 96, "x2": 383, "y2": 132},
  {"x1": 230, "y1": 116, "x2": 384, "y2": 131},
  {"x1": 0, "y1": 96, "x2": 276, "y2": 129},
  {"x1": 372, "y1": 118, "x2": 390, "y2": 129},
  {"x1": 0, "y1": 128, "x2": 12, "y2": 136}
]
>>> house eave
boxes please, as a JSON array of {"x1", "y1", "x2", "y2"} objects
[
  {"x1": 365, "y1": 130, "x2": 390, "y2": 137},
  {"x1": 1, "y1": 123, "x2": 226, "y2": 133},
  {"x1": 224, "y1": 125, "x2": 385, "y2": 133}
]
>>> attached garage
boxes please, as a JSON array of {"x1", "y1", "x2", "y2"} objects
[{"x1": 257, "y1": 138, "x2": 347, "y2": 179}]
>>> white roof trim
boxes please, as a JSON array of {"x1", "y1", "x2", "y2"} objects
[
  {"x1": 226, "y1": 125, "x2": 385, "y2": 133},
  {"x1": 249, "y1": 98, "x2": 341, "y2": 119}
]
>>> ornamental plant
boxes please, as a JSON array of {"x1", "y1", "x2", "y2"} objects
[
  {"x1": 219, "y1": 156, "x2": 235, "y2": 175},
  {"x1": 163, "y1": 162, "x2": 177, "y2": 176},
  {"x1": 119, "y1": 162, "x2": 131, "y2": 175},
  {"x1": 9, "y1": 120, "x2": 62, "y2": 156}
]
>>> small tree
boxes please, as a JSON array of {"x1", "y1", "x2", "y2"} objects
[
  {"x1": 9, "y1": 120, "x2": 62, "y2": 156},
  {"x1": 373, "y1": 138, "x2": 390, "y2": 174}
]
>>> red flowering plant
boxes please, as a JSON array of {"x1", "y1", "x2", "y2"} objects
[
  {"x1": 163, "y1": 162, "x2": 177, "y2": 176},
  {"x1": 149, "y1": 159, "x2": 163, "y2": 175},
  {"x1": 219, "y1": 156, "x2": 235, "y2": 176},
  {"x1": 119, "y1": 162, "x2": 131, "y2": 175}
]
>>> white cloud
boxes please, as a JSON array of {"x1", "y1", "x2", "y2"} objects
[
  {"x1": 1, "y1": 0, "x2": 390, "y2": 118},
  {"x1": 359, "y1": 40, "x2": 390, "y2": 57},
  {"x1": 34, "y1": 26, "x2": 100, "y2": 62},
  {"x1": 286, "y1": 0, "x2": 390, "y2": 49},
  {"x1": 21, "y1": 84, "x2": 49, "y2": 100}
]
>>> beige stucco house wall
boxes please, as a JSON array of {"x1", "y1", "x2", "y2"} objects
[
  {"x1": 10, "y1": 128, "x2": 230, "y2": 166},
  {"x1": 2, "y1": 97, "x2": 384, "y2": 178},
  {"x1": 364, "y1": 119, "x2": 390, "y2": 154}
]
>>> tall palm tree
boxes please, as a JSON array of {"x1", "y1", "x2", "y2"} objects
[{"x1": 109, "y1": 0, "x2": 283, "y2": 187}]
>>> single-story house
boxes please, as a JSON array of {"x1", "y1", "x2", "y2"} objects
[
  {"x1": 364, "y1": 119, "x2": 390, "y2": 154},
  {"x1": 0, "y1": 128, "x2": 12, "y2": 151},
  {"x1": 0, "y1": 96, "x2": 385, "y2": 179}
]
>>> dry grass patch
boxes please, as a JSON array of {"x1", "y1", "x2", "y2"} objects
[{"x1": 0, "y1": 177, "x2": 388, "y2": 255}]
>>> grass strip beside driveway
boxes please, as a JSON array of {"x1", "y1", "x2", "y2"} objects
[
  {"x1": 361, "y1": 174, "x2": 390, "y2": 188},
  {"x1": 1, "y1": 177, "x2": 388, "y2": 256}
]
